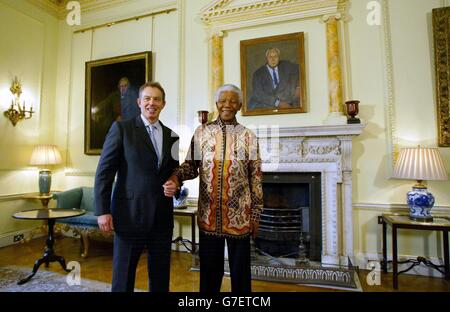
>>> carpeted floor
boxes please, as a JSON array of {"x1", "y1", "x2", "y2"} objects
[{"x1": 0, "y1": 265, "x2": 117, "y2": 292}]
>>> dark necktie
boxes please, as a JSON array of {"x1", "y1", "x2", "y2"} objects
[
  {"x1": 273, "y1": 69, "x2": 279, "y2": 88},
  {"x1": 146, "y1": 125, "x2": 161, "y2": 168}
]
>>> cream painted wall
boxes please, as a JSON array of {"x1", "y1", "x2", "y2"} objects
[
  {"x1": 55, "y1": 0, "x2": 180, "y2": 189},
  {"x1": 1, "y1": 0, "x2": 449, "y2": 270},
  {"x1": 0, "y1": 0, "x2": 59, "y2": 237},
  {"x1": 352, "y1": 0, "x2": 447, "y2": 206},
  {"x1": 0, "y1": 0, "x2": 58, "y2": 182},
  {"x1": 351, "y1": 0, "x2": 448, "y2": 262},
  {"x1": 176, "y1": 0, "x2": 211, "y2": 195}
]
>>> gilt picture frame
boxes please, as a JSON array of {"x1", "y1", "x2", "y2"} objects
[
  {"x1": 433, "y1": 7, "x2": 450, "y2": 147},
  {"x1": 240, "y1": 32, "x2": 307, "y2": 116},
  {"x1": 85, "y1": 51, "x2": 152, "y2": 155}
]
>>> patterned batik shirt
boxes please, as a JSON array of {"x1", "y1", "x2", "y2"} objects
[{"x1": 174, "y1": 117, "x2": 263, "y2": 238}]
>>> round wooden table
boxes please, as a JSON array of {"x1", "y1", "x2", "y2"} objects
[{"x1": 12, "y1": 208, "x2": 86, "y2": 285}]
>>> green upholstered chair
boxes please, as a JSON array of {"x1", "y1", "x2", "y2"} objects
[{"x1": 53, "y1": 187, "x2": 113, "y2": 257}]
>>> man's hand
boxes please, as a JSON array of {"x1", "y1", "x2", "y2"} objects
[
  {"x1": 98, "y1": 214, "x2": 114, "y2": 232},
  {"x1": 163, "y1": 176, "x2": 180, "y2": 197}
]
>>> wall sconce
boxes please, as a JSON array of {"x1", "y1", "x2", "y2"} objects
[{"x1": 3, "y1": 77, "x2": 34, "y2": 126}]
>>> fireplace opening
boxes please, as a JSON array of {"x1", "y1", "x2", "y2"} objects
[{"x1": 255, "y1": 172, "x2": 322, "y2": 261}]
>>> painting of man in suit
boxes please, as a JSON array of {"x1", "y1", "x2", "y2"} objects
[
  {"x1": 248, "y1": 48, "x2": 300, "y2": 109},
  {"x1": 240, "y1": 32, "x2": 306, "y2": 116}
]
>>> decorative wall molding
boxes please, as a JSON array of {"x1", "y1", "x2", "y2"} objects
[
  {"x1": 200, "y1": 0, "x2": 348, "y2": 31},
  {"x1": 380, "y1": 0, "x2": 398, "y2": 174},
  {"x1": 353, "y1": 202, "x2": 450, "y2": 214},
  {"x1": 0, "y1": 193, "x2": 30, "y2": 202},
  {"x1": 64, "y1": 169, "x2": 95, "y2": 177},
  {"x1": 0, "y1": 228, "x2": 45, "y2": 248},
  {"x1": 28, "y1": 0, "x2": 61, "y2": 17},
  {"x1": 72, "y1": 5, "x2": 177, "y2": 34}
]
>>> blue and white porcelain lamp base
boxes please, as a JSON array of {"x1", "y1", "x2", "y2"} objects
[
  {"x1": 38, "y1": 169, "x2": 52, "y2": 195},
  {"x1": 407, "y1": 182, "x2": 435, "y2": 222}
]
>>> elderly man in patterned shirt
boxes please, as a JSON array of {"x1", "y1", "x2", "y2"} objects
[{"x1": 169, "y1": 84, "x2": 263, "y2": 292}]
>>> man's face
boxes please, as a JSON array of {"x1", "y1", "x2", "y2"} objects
[
  {"x1": 137, "y1": 87, "x2": 165, "y2": 123},
  {"x1": 216, "y1": 90, "x2": 241, "y2": 122},
  {"x1": 266, "y1": 51, "x2": 280, "y2": 68},
  {"x1": 119, "y1": 81, "x2": 129, "y2": 95}
]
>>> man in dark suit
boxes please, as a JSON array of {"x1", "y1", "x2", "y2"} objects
[
  {"x1": 248, "y1": 47, "x2": 300, "y2": 109},
  {"x1": 94, "y1": 82, "x2": 180, "y2": 292}
]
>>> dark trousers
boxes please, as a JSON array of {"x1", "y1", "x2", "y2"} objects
[
  {"x1": 199, "y1": 232, "x2": 251, "y2": 292},
  {"x1": 112, "y1": 229, "x2": 172, "y2": 292}
]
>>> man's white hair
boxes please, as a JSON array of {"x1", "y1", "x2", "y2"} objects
[
  {"x1": 214, "y1": 84, "x2": 243, "y2": 104},
  {"x1": 265, "y1": 47, "x2": 281, "y2": 58}
]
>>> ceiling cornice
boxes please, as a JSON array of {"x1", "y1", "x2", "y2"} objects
[
  {"x1": 200, "y1": 0, "x2": 349, "y2": 31},
  {"x1": 27, "y1": 0, "x2": 131, "y2": 19}
]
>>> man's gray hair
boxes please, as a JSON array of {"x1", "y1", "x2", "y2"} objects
[
  {"x1": 265, "y1": 47, "x2": 281, "y2": 58},
  {"x1": 214, "y1": 84, "x2": 243, "y2": 104}
]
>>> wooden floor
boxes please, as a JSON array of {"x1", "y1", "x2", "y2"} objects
[{"x1": 0, "y1": 236, "x2": 449, "y2": 292}]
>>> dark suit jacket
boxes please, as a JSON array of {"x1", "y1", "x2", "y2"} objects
[
  {"x1": 94, "y1": 116, "x2": 179, "y2": 237},
  {"x1": 248, "y1": 60, "x2": 300, "y2": 109}
]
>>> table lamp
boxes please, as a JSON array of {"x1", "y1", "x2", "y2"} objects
[
  {"x1": 392, "y1": 146, "x2": 448, "y2": 222},
  {"x1": 29, "y1": 145, "x2": 62, "y2": 195}
]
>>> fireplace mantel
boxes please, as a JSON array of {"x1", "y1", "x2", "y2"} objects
[
  {"x1": 256, "y1": 124, "x2": 365, "y2": 265},
  {"x1": 256, "y1": 124, "x2": 365, "y2": 138}
]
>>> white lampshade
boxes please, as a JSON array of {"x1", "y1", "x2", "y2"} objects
[
  {"x1": 29, "y1": 145, "x2": 62, "y2": 166},
  {"x1": 393, "y1": 147, "x2": 448, "y2": 181}
]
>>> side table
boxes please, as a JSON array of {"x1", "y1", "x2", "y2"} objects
[
  {"x1": 12, "y1": 208, "x2": 86, "y2": 285},
  {"x1": 173, "y1": 206, "x2": 197, "y2": 254},
  {"x1": 378, "y1": 213, "x2": 450, "y2": 290}
]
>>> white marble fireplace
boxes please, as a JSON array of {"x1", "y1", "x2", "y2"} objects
[{"x1": 256, "y1": 124, "x2": 365, "y2": 265}]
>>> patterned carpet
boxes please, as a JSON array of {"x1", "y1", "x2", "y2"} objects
[{"x1": 0, "y1": 265, "x2": 113, "y2": 292}]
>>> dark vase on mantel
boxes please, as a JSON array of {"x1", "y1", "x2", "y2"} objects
[
  {"x1": 345, "y1": 100, "x2": 361, "y2": 124},
  {"x1": 197, "y1": 110, "x2": 209, "y2": 125}
]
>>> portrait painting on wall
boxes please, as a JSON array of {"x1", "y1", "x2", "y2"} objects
[
  {"x1": 240, "y1": 32, "x2": 307, "y2": 116},
  {"x1": 85, "y1": 51, "x2": 152, "y2": 155}
]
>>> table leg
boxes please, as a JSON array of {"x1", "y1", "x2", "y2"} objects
[
  {"x1": 392, "y1": 225, "x2": 398, "y2": 290},
  {"x1": 382, "y1": 220, "x2": 387, "y2": 273},
  {"x1": 40, "y1": 198, "x2": 50, "y2": 209},
  {"x1": 18, "y1": 219, "x2": 70, "y2": 285},
  {"x1": 444, "y1": 230, "x2": 449, "y2": 280},
  {"x1": 18, "y1": 255, "x2": 47, "y2": 285},
  {"x1": 191, "y1": 214, "x2": 196, "y2": 254}
]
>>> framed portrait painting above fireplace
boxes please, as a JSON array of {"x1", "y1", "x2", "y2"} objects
[{"x1": 240, "y1": 32, "x2": 307, "y2": 116}]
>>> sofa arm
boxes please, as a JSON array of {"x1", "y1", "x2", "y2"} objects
[{"x1": 53, "y1": 187, "x2": 83, "y2": 209}]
